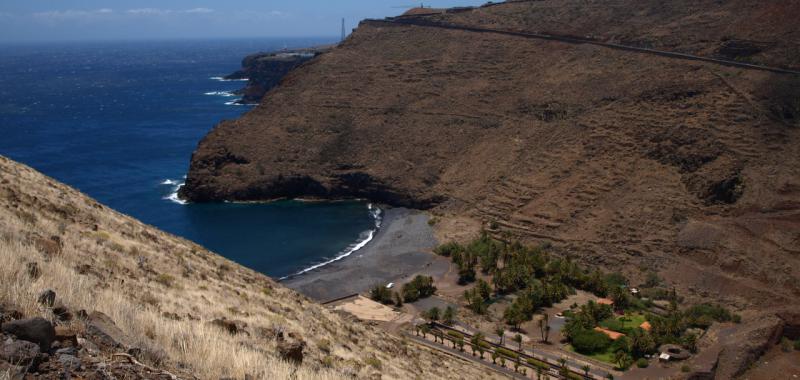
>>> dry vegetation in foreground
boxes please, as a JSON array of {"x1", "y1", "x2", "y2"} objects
[{"x1": 0, "y1": 155, "x2": 500, "y2": 379}]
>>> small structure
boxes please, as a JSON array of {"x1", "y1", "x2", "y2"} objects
[
  {"x1": 658, "y1": 344, "x2": 691, "y2": 361},
  {"x1": 640, "y1": 321, "x2": 652, "y2": 331},
  {"x1": 594, "y1": 327, "x2": 625, "y2": 340},
  {"x1": 630, "y1": 287, "x2": 640, "y2": 296},
  {"x1": 597, "y1": 298, "x2": 614, "y2": 306},
  {"x1": 659, "y1": 353, "x2": 671, "y2": 362}
]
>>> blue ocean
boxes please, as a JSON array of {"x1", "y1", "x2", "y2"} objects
[{"x1": 0, "y1": 38, "x2": 379, "y2": 279}]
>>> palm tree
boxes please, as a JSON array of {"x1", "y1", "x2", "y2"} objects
[
  {"x1": 443, "y1": 305, "x2": 456, "y2": 325},
  {"x1": 420, "y1": 324, "x2": 430, "y2": 339},
  {"x1": 539, "y1": 313, "x2": 551, "y2": 343},
  {"x1": 613, "y1": 350, "x2": 631, "y2": 370},
  {"x1": 470, "y1": 332, "x2": 484, "y2": 357},
  {"x1": 491, "y1": 351, "x2": 499, "y2": 364},
  {"x1": 558, "y1": 357, "x2": 568, "y2": 377},
  {"x1": 514, "y1": 333, "x2": 523, "y2": 351},
  {"x1": 536, "y1": 367, "x2": 543, "y2": 380},
  {"x1": 495, "y1": 326, "x2": 505, "y2": 346},
  {"x1": 582, "y1": 364, "x2": 591, "y2": 377}
]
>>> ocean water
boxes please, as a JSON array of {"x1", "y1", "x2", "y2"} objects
[{"x1": 0, "y1": 38, "x2": 380, "y2": 278}]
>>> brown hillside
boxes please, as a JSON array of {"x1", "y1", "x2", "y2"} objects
[
  {"x1": 181, "y1": 0, "x2": 800, "y2": 314},
  {"x1": 0, "y1": 156, "x2": 500, "y2": 379}
]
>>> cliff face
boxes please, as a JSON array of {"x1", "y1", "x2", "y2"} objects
[
  {"x1": 0, "y1": 156, "x2": 499, "y2": 379},
  {"x1": 182, "y1": 0, "x2": 800, "y2": 311},
  {"x1": 225, "y1": 48, "x2": 328, "y2": 104}
]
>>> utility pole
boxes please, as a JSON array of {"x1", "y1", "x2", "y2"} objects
[{"x1": 341, "y1": 18, "x2": 346, "y2": 42}]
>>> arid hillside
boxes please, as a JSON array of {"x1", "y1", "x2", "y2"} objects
[
  {"x1": 181, "y1": 0, "x2": 800, "y2": 315},
  {"x1": 0, "y1": 155, "x2": 500, "y2": 379}
]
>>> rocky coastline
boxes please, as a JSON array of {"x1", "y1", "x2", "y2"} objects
[{"x1": 223, "y1": 46, "x2": 330, "y2": 104}]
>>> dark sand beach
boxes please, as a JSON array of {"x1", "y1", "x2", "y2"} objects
[{"x1": 282, "y1": 207, "x2": 451, "y2": 302}]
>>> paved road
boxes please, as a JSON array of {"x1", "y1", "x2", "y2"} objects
[
  {"x1": 431, "y1": 322, "x2": 614, "y2": 380},
  {"x1": 366, "y1": 17, "x2": 800, "y2": 75}
]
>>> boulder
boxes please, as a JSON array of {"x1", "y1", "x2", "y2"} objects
[
  {"x1": 85, "y1": 311, "x2": 130, "y2": 350},
  {"x1": 1, "y1": 317, "x2": 55, "y2": 352},
  {"x1": 57, "y1": 354, "x2": 81, "y2": 370},
  {"x1": 0, "y1": 339, "x2": 40, "y2": 367},
  {"x1": 52, "y1": 305, "x2": 73, "y2": 322},
  {"x1": 37, "y1": 290, "x2": 56, "y2": 307},
  {"x1": 54, "y1": 326, "x2": 78, "y2": 347},
  {"x1": 277, "y1": 340, "x2": 305, "y2": 365}
]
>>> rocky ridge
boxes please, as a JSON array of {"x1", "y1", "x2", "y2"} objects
[{"x1": 0, "y1": 155, "x2": 500, "y2": 379}]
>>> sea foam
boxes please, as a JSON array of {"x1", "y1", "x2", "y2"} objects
[
  {"x1": 280, "y1": 203, "x2": 383, "y2": 280},
  {"x1": 204, "y1": 91, "x2": 236, "y2": 97},
  {"x1": 209, "y1": 76, "x2": 248, "y2": 82},
  {"x1": 160, "y1": 177, "x2": 187, "y2": 205}
]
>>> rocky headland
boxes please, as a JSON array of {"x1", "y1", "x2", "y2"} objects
[
  {"x1": 224, "y1": 46, "x2": 330, "y2": 104},
  {"x1": 180, "y1": 1, "x2": 800, "y2": 377}
]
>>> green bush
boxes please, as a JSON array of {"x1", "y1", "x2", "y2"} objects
[
  {"x1": 636, "y1": 358, "x2": 649, "y2": 368},
  {"x1": 447, "y1": 330, "x2": 464, "y2": 340},
  {"x1": 685, "y1": 304, "x2": 732, "y2": 326},
  {"x1": 681, "y1": 365, "x2": 691, "y2": 373},
  {"x1": 526, "y1": 358, "x2": 549, "y2": 370},
  {"x1": 564, "y1": 373, "x2": 583, "y2": 380},
  {"x1": 495, "y1": 347, "x2": 519, "y2": 360},
  {"x1": 434, "y1": 242, "x2": 463, "y2": 257},
  {"x1": 781, "y1": 337, "x2": 793, "y2": 352},
  {"x1": 795, "y1": 339, "x2": 800, "y2": 351},
  {"x1": 402, "y1": 275, "x2": 436, "y2": 302},
  {"x1": 369, "y1": 284, "x2": 393, "y2": 304},
  {"x1": 571, "y1": 329, "x2": 612, "y2": 354},
  {"x1": 457, "y1": 266, "x2": 476, "y2": 285}
]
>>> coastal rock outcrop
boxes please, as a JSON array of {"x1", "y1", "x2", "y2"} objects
[{"x1": 225, "y1": 48, "x2": 328, "y2": 104}]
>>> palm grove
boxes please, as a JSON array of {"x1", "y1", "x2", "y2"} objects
[{"x1": 432, "y1": 232, "x2": 738, "y2": 370}]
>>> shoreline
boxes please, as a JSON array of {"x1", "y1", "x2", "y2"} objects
[{"x1": 282, "y1": 207, "x2": 451, "y2": 302}]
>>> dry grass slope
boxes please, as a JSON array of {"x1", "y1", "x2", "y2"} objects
[{"x1": 0, "y1": 155, "x2": 501, "y2": 379}]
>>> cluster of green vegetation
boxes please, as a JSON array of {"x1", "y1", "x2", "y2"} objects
[
  {"x1": 423, "y1": 305, "x2": 458, "y2": 325},
  {"x1": 369, "y1": 275, "x2": 436, "y2": 305},
  {"x1": 402, "y1": 275, "x2": 436, "y2": 302},
  {"x1": 436, "y1": 235, "x2": 741, "y2": 372},
  {"x1": 436, "y1": 235, "x2": 633, "y2": 329},
  {"x1": 563, "y1": 298, "x2": 736, "y2": 369}
]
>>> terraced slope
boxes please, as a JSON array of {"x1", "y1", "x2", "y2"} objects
[
  {"x1": 0, "y1": 155, "x2": 500, "y2": 379},
  {"x1": 181, "y1": 0, "x2": 800, "y2": 314}
]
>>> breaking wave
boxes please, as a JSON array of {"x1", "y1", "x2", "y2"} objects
[
  {"x1": 209, "y1": 76, "x2": 248, "y2": 82},
  {"x1": 160, "y1": 177, "x2": 187, "y2": 205},
  {"x1": 280, "y1": 203, "x2": 382, "y2": 280}
]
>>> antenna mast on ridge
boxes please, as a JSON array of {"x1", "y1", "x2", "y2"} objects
[{"x1": 341, "y1": 18, "x2": 346, "y2": 42}]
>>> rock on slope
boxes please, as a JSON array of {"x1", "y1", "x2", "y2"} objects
[
  {"x1": 181, "y1": 0, "x2": 800, "y2": 314},
  {"x1": 0, "y1": 155, "x2": 500, "y2": 379}
]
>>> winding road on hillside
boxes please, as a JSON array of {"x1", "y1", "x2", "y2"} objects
[{"x1": 367, "y1": 17, "x2": 800, "y2": 75}]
